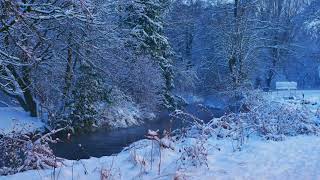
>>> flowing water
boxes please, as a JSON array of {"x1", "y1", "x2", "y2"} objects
[{"x1": 52, "y1": 104, "x2": 227, "y2": 160}]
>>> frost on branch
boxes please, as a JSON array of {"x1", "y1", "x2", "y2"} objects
[
  {"x1": 212, "y1": 92, "x2": 320, "y2": 147},
  {"x1": 171, "y1": 92, "x2": 320, "y2": 151},
  {"x1": 0, "y1": 128, "x2": 65, "y2": 175}
]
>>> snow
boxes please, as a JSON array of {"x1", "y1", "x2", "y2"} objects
[
  {"x1": 307, "y1": 19, "x2": 320, "y2": 30},
  {"x1": 266, "y1": 90, "x2": 320, "y2": 112},
  {"x1": 3, "y1": 135, "x2": 320, "y2": 180},
  {"x1": 99, "y1": 101, "x2": 144, "y2": 129},
  {"x1": 306, "y1": 19, "x2": 320, "y2": 38},
  {"x1": 309, "y1": 20, "x2": 320, "y2": 28},
  {"x1": 268, "y1": 90, "x2": 320, "y2": 100},
  {"x1": 0, "y1": 107, "x2": 44, "y2": 134},
  {"x1": 275, "y1": 81, "x2": 297, "y2": 90},
  {"x1": 2, "y1": 90, "x2": 320, "y2": 179}
]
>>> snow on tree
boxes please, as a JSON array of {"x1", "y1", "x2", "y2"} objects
[
  {"x1": 0, "y1": 0, "x2": 98, "y2": 117},
  {"x1": 118, "y1": 0, "x2": 176, "y2": 109},
  {"x1": 66, "y1": 64, "x2": 110, "y2": 131},
  {"x1": 304, "y1": 0, "x2": 320, "y2": 38}
]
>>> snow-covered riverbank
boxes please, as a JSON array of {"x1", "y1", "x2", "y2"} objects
[
  {"x1": 2, "y1": 90, "x2": 320, "y2": 179},
  {"x1": 0, "y1": 107, "x2": 44, "y2": 134},
  {"x1": 4, "y1": 135, "x2": 320, "y2": 180}
]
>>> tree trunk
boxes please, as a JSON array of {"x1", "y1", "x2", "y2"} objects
[
  {"x1": 23, "y1": 88, "x2": 37, "y2": 117},
  {"x1": 63, "y1": 34, "x2": 74, "y2": 97},
  {"x1": 266, "y1": 69, "x2": 274, "y2": 88},
  {"x1": 6, "y1": 64, "x2": 38, "y2": 117}
]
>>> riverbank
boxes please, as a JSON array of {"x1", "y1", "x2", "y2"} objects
[
  {"x1": 2, "y1": 90, "x2": 320, "y2": 179},
  {"x1": 5, "y1": 135, "x2": 320, "y2": 180},
  {"x1": 0, "y1": 107, "x2": 44, "y2": 134}
]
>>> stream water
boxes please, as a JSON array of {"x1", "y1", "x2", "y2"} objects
[{"x1": 52, "y1": 103, "x2": 227, "y2": 160}]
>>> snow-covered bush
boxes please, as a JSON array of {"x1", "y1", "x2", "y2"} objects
[
  {"x1": 100, "y1": 166, "x2": 121, "y2": 180},
  {"x1": 245, "y1": 92, "x2": 319, "y2": 136},
  {"x1": 211, "y1": 92, "x2": 320, "y2": 145},
  {"x1": 171, "y1": 110, "x2": 215, "y2": 167},
  {"x1": 98, "y1": 89, "x2": 144, "y2": 129},
  {"x1": 172, "y1": 91, "x2": 320, "y2": 150},
  {"x1": 122, "y1": 129, "x2": 176, "y2": 176},
  {"x1": 179, "y1": 139, "x2": 208, "y2": 168},
  {"x1": 170, "y1": 109, "x2": 215, "y2": 139},
  {"x1": 0, "y1": 128, "x2": 64, "y2": 175},
  {"x1": 98, "y1": 158, "x2": 122, "y2": 180}
]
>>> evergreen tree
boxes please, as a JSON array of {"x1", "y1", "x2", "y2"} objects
[
  {"x1": 119, "y1": 0, "x2": 176, "y2": 109},
  {"x1": 69, "y1": 64, "x2": 109, "y2": 131}
]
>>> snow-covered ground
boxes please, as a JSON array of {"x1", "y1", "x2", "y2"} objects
[
  {"x1": 4, "y1": 135, "x2": 320, "y2": 180},
  {"x1": 267, "y1": 90, "x2": 320, "y2": 112},
  {"x1": 268, "y1": 90, "x2": 320, "y2": 102},
  {"x1": 0, "y1": 107, "x2": 44, "y2": 134},
  {"x1": 2, "y1": 90, "x2": 320, "y2": 179}
]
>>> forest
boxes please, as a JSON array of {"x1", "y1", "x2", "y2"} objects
[{"x1": 1, "y1": 0, "x2": 320, "y2": 179}]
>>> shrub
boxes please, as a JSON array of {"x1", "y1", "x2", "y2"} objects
[{"x1": 0, "y1": 128, "x2": 65, "y2": 175}]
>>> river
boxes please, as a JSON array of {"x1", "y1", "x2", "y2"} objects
[{"x1": 52, "y1": 103, "x2": 227, "y2": 160}]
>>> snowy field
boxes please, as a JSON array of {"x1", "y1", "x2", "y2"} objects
[
  {"x1": 267, "y1": 90, "x2": 320, "y2": 102},
  {"x1": 0, "y1": 107, "x2": 44, "y2": 134},
  {"x1": 266, "y1": 90, "x2": 320, "y2": 112},
  {"x1": 4, "y1": 136, "x2": 320, "y2": 180}
]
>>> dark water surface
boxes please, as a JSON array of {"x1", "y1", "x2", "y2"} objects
[{"x1": 52, "y1": 104, "x2": 225, "y2": 160}]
